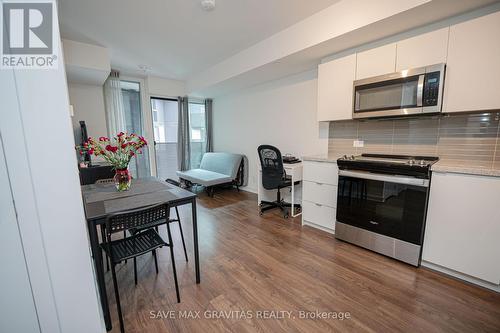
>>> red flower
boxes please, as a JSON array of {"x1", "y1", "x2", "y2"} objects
[
  {"x1": 121, "y1": 143, "x2": 127, "y2": 149},
  {"x1": 117, "y1": 132, "x2": 124, "y2": 137},
  {"x1": 99, "y1": 136, "x2": 108, "y2": 142},
  {"x1": 105, "y1": 145, "x2": 118, "y2": 153},
  {"x1": 88, "y1": 148, "x2": 94, "y2": 155}
]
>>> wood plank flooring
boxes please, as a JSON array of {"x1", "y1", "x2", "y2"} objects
[{"x1": 104, "y1": 189, "x2": 500, "y2": 333}]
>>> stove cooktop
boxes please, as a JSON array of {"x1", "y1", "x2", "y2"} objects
[{"x1": 337, "y1": 153, "x2": 439, "y2": 178}]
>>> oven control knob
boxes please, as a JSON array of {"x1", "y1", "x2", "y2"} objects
[
  {"x1": 343, "y1": 155, "x2": 348, "y2": 160},
  {"x1": 407, "y1": 159, "x2": 415, "y2": 165},
  {"x1": 350, "y1": 155, "x2": 355, "y2": 160},
  {"x1": 419, "y1": 160, "x2": 426, "y2": 166}
]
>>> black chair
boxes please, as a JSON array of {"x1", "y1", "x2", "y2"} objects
[
  {"x1": 257, "y1": 145, "x2": 300, "y2": 218},
  {"x1": 100, "y1": 203, "x2": 180, "y2": 333}
]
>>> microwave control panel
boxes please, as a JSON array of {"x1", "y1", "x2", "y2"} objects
[{"x1": 423, "y1": 71, "x2": 441, "y2": 106}]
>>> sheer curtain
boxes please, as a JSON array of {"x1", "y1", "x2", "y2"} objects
[{"x1": 103, "y1": 70, "x2": 126, "y2": 135}]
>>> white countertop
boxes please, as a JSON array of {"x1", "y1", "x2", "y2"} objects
[{"x1": 302, "y1": 155, "x2": 500, "y2": 177}]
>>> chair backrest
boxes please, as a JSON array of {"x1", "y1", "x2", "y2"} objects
[
  {"x1": 257, "y1": 145, "x2": 285, "y2": 190},
  {"x1": 199, "y1": 152, "x2": 243, "y2": 178},
  {"x1": 105, "y1": 203, "x2": 170, "y2": 239}
]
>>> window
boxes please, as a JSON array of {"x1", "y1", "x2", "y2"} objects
[{"x1": 120, "y1": 80, "x2": 150, "y2": 178}]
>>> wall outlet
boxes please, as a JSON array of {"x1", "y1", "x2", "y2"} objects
[{"x1": 353, "y1": 140, "x2": 364, "y2": 148}]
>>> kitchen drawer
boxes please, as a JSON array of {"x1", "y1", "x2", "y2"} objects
[
  {"x1": 302, "y1": 200, "x2": 336, "y2": 231},
  {"x1": 303, "y1": 181, "x2": 337, "y2": 208},
  {"x1": 303, "y1": 161, "x2": 338, "y2": 186}
]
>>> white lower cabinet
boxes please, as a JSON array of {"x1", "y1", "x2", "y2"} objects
[
  {"x1": 302, "y1": 161, "x2": 338, "y2": 233},
  {"x1": 422, "y1": 172, "x2": 500, "y2": 285}
]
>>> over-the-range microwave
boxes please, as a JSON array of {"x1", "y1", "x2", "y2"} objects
[{"x1": 353, "y1": 63, "x2": 445, "y2": 119}]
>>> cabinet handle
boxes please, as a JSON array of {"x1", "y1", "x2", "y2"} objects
[
  {"x1": 369, "y1": 220, "x2": 379, "y2": 225},
  {"x1": 315, "y1": 203, "x2": 322, "y2": 207},
  {"x1": 316, "y1": 182, "x2": 323, "y2": 185}
]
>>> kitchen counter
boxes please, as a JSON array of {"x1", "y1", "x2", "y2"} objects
[
  {"x1": 431, "y1": 160, "x2": 500, "y2": 177},
  {"x1": 303, "y1": 155, "x2": 500, "y2": 177}
]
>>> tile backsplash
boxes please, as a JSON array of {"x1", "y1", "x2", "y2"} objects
[{"x1": 328, "y1": 112, "x2": 500, "y2": 168}]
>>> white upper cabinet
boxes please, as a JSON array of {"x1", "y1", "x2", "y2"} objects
[
  {"x1": 317, "y1": 54, "x2": 356, "y2": 122},
  {"x1": 355, "y1": 43, "x2": 396, "y2": 80},
  {"x1": 396, "y1": 28, "x2": 449, "y2": 71},
  {"x1": 443, "y1": 11, "x2": 500, "y2": 113}
]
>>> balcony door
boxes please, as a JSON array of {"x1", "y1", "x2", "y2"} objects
[{"x1": 150, "y1": 97, "x2": 179, "y2": 181}]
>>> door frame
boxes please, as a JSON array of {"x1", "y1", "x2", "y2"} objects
[{"x1": 149, "y1": 96, "x2": 179, "y2": 179}]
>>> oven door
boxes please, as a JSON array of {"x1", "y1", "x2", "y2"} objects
[{"x1": 336, "y1": 170, "x2": 429, "y2": 245}]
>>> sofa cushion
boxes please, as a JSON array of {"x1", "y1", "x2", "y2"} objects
[
  {"x1": 176, "y1": 169, "x2": 233, "y2": 187},
  {"x1": 199, "y1": 152, "x2": 242, "y2": 179}
]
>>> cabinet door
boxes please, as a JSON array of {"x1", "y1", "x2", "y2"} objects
[
  {"x1": 443, "y1": 11, "x2": 500, "y2": 113},
  {"x1": 422, "y1": 172, "x2": 500, "y2": 284},
  {"x1": 396, "y1": 28, "x2": 449, "y2": 71},
  {"x1": 317, "y1": 54, "x2": 356, "y2": 121},
  {"x1": 356, "y1": 43, "x2": 396, "y2": 80}
]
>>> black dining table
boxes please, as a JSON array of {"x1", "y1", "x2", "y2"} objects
[{"x1": 81, "y1": 177, "x2": 199, "y2": 331}]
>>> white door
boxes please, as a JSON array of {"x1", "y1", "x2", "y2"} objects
[{"x1": 0, "y1": 135, "x2": 40, "y2": 333}]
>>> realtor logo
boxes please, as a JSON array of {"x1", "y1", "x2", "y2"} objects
[{"x1": 1, "y1": 0, "x2": 58, "y2": 69}]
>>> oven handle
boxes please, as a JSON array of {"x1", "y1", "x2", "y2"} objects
[{"x1": 338, "y1": 170, "x2": 429, "y2": 187}]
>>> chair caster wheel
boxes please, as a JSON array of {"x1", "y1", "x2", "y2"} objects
[
  {"x1": 259, "y1": 211, "x2": 263, "y2": 216},
  {"x1": 284, "y1": 213, "x2": 289, "y2": 219}
]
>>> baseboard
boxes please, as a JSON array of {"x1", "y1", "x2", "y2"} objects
[
  {"x1": 421, "y1": 261, "x2": 500, "y2": 293},
  {"x1": 302, "y1": 220, "x2": 335, "y2": 235}
]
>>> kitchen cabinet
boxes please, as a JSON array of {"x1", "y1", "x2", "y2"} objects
[
  {"x1": 422, "y1": 172, "x2": 500, "y2": 285},
  {"x1": 443, "y1": 11, "x2": 500, "y2": 113},
  {"x1": 317, "y1": 54, "x2": 356, "y2": 121},
  {"x1": 396, "y1": 28, "x2": 449, "y2": 71},
  {"x1": 355, "y1": 43, "x2": 396, "y2": 80},
  {"x1": 302, "y1": 161, "x2": 338, "y2": 233}
]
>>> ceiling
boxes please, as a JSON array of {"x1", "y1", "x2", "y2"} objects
[{"x1": 58, "y1": 0, "x2": 341, "y2": 80}]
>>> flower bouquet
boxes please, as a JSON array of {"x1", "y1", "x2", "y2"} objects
[{"x1": 79, "y1": 132, "x2": 148, "y2": 191}]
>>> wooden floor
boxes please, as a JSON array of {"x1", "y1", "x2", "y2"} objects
[{"x1": 105, "y1": 190, "x2": 500, "y2": 333}]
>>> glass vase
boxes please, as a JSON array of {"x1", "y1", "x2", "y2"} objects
[{"x1": 114, "y1": 168, "x2": 131, "y2": 191}]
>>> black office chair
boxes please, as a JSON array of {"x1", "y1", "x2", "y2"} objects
[
  {"x1": 257, "y1": 145, "x2": 300, "y2": 218},
  {"x1": 100, "y1": 203, "x2": 180, "y2": 333}
]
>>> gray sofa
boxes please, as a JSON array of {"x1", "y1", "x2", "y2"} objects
[{"x1": 176, "y1": 152, "x2": 244, "y2": 196}]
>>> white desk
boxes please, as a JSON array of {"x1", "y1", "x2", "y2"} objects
[{"x1": 257, "y1": 162, "x2": 303, "y2": 217}]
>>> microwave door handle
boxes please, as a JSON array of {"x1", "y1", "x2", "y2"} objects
[{"x1": 416, "y1": 74, "x2": 425, "y2": 107}]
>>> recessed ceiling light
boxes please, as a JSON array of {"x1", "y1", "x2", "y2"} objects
[{"x1": 201, "y1": 0, "x2": 216, "y2": 11}]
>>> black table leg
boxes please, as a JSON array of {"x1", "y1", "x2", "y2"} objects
[
  {"x1": 87, "y1": 219, "x2": 112, "y2": 331},
  {"x1": 191, "y1": 198, "x2": 200, "y2": 283}
]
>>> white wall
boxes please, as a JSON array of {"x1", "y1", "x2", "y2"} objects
[
  {"x1": 147, "y1": 75, "x2": 186, "y2": 98},
  {"x1": 68, "y1": 83, "x2": 107, "y2": 142},
  {"x1": 0, "y1": 1, "x2": 104, "y2": 332},
  {"x1": 213, "y1": 70, "x2": 329, "y2": 192}
]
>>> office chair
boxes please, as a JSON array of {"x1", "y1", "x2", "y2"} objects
[{"x1": 257, "y1": 145, "x2": 300, "y2": 219}]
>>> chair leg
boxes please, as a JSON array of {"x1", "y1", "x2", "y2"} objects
[
  {"x1": 110, "y1": 264, "x2": 125, "y2": 333},
  {"x1": 100, "y1": 225, "x2": 110, "y2": 272},
  {"x1": 166, "y1": 222, "x2": 181, "y2": 303},
  {"x1": 175, "y1": 206, "x2": 188, "y2": 261},
  {"x1": 153, "y1": 250, "x2": 159, "y2": 274},
  {"x1": 133, "y1": 257, "x2": 138, "y2": 285}
]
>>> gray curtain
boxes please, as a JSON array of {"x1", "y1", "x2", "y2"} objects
[
  {"x1": 204, "y1": 98, "x2": 213, "y2": 153},
  {"x1": 177, "y1": 96, "x2": 191, "y2": 171}
]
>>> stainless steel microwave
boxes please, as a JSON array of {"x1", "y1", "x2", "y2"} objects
[{"x1": 353, "y1": 63, "x2": 445, "y2": 119}]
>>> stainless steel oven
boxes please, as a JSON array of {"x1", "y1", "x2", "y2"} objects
[
  {"x1": 335, "y1": 154, "x2": 438, "y2": 266},
  {"x1": 353, "y1": 63, "x2": 445, "y2": 119}
]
